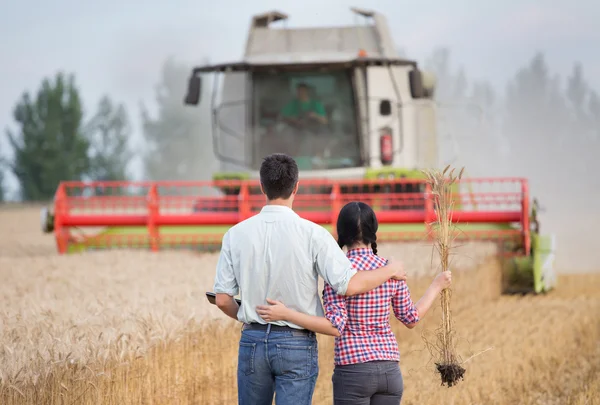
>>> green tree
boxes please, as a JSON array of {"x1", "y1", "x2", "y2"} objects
[
  {"x1": 141, "y1": 57, "x2": 215, "y2": 181},
  {"x1": 566, "y1": 63, "x2": 587, "y2": 116},
  {"x1": 0, "y1": 164, "x2": 5, "y2": 202},
  {"x1": 6, "y1": 72, "x2": 90, "y2": 201},
  {"x1": 589, "y1": 90, "x2": 600, "y2": 139},
  {"x1": 86, "y1": 96, "x2": 132, "y2": 181},
  {"x1": 504, "y1": 52, "x2": 570, "y2": 142},
  {"x1": 566, "y1": 63, "x2": 600, "y2": 140}
]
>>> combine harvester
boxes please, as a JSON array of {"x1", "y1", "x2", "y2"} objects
[{"x1": 40, "y1": 8, "x2": 556, "y2": 294}]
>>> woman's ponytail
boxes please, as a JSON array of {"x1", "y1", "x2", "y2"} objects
[{"x1": 370, "y1": 241, "x2": 378, "y2": 255}]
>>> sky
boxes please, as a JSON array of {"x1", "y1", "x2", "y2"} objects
[
  {"x1": 1, "y1": 1, "x2": 598, "y2": 167},
  {"x1": 1, "y1": 0, "x2": 599, "y2": 270}
]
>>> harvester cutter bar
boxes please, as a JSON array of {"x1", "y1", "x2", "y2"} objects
[{"x1": 50, "y1": 177, "x2": 530, "y2": 254}]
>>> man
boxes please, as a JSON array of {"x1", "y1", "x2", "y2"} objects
[
  {"x1": 213, "y1": 153, "x2": 406, "y2": 405},
  {"x1": 280, "y1": 82, "x2": 328, "y2": 128}
]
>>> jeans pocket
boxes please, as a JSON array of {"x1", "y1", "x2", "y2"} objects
[
  {"x1": 276, "y1": 342, "x2": 315, "y2": 379},
  {"x1": 238, "y1": 342, "x2": 256, "y2": 376},
  {"x1": 385, "y1": 366, "x2": 404, "y2": 397}
]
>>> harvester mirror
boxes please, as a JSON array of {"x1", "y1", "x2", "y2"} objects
[
  {"x1": 409, "y1": 69, "x2": 425, "y2": 99},
  {"x1": 379, "y1": 100, "x2": 392, "y2": 116},
  {"x1": 184, "y1": 74, "x2": 202, "y2": 105}
]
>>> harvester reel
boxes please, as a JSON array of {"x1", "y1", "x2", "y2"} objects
[{"x1": 40, "y1": 207, "x2": 55, "y2": 233}]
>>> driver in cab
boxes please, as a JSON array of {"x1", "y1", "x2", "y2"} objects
[{"x1": 280, "y1": 83, "x2": 328, "y2": 130}]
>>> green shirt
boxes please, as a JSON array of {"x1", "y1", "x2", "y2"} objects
[{"x1": 281, "y1": 98, "x2": 326, "y2": 118}]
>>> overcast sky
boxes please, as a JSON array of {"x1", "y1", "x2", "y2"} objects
[{"x1": 1, "y1": 0, "x2": 598, "y2": 189}]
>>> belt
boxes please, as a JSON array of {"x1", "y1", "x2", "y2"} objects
[{"x1": 242, "y1": 322, "x2": 312, "y2": 334}]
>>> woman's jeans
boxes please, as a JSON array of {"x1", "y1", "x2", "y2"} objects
[{"x1": 332, "y1": 360, "x2": 404, "y2": 404}]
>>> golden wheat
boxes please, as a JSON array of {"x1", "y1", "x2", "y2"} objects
[
  {"x1": 423, "y1": 165, "x2": 466, "y2": 386},
  {"x1": 1, "y1": 206, "x2": 599, "y2": 405}
]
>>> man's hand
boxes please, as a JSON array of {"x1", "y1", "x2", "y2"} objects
[
  {"x1": 284, "y1": 116, "x2": 305, "y2": 128},
  {"x1": 387, "y1": 257, "x2": 407, "y2": 281},
  {"x1": 308, "y1": 111, "x2": 327, "y2": 125},
  {"x1": 345, "y1": 256, "x2": 407, "y2": 296},
  {"x1": 256, "y1": 298, "x2": 290, "y2": 322}
]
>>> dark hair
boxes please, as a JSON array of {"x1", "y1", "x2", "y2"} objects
[
  {"x1": 336, "y1": 201, "x2": 379, "y2": 255},
  {"x1": 259, "y1": 153, "x2": 299, "y2": 200},
  {"x1": 296, "y1": 82, "x2": 309, "y2": 89}
]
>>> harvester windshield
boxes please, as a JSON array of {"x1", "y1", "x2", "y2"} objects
[{"x1": 251, "y1": 69, "x2": 360, "y2": 170}]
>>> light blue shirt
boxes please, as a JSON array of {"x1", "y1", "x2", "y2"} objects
[{"x1": 213, "y1": 205, "x2": 357, "y2": 328}]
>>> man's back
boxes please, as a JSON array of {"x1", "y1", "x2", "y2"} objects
[{"x1": 214, "y1": 205, "x2": 355, "y2": 329}]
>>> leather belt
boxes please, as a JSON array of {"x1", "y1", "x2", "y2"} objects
[{"x1": 242, "y1": 322, "x2": 312, "y2": 334}]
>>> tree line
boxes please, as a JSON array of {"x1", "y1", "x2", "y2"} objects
[
  {"x1": 0, "y1": 50, "x2": 598, "y2": 202},
  {"x1": 0, "y1": 58, "x2": 213, "y2": 202},
  {"x1": 423, "y1": 48, "x2": 599, "y2": 219}
]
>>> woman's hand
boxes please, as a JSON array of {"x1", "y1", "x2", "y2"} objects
[
  {"x1": 256, "y1": 298, "x2": 290, "y2": 322},
  {"x1": 432, "y1": 270, "x2": 452, "y2": 291}
]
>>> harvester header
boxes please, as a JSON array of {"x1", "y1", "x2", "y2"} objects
[{"x1": 46, "y1": 177, "x2": 529, "y2": 252}]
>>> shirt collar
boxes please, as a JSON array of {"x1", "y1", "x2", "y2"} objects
[
  {"x1": 346, "y1": 247, "x2": 374, "y2": 257},
  {"x1": 260, "y1": 205, "x2": 296, "y2": 214}
]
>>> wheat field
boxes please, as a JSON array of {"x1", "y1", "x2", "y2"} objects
[{"x1": 0, "y1": 205, "x2": 599, "y2": 404}]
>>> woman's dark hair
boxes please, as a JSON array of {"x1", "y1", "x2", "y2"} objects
[{"x1": 336, "y1": 201, "x2": 379, "y2": 255}]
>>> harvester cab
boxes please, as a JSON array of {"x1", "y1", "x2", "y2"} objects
[{"x1": 184, "y1": 7, "x2": 438, "y2": 181}]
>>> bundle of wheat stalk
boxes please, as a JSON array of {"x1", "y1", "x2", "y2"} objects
[{"x1": 423, "y1": 165, "x2": 466, "y2": 387}]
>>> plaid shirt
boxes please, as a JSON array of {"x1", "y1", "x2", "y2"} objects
[{"x1": 323, "y1": 248, "x2": 420, "y2": 366}]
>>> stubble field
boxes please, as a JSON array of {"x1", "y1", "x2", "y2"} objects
[{"x1": 0, "y1": 205, "x2": 599, "y2": 404}]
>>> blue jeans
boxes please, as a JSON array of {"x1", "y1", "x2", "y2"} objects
[{"x1": 237, "y1": 325, "x2": 319, "y2": 405}]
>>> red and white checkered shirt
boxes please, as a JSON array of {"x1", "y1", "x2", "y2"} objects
[{"x1": 323, "y1": 248, "x2": 420, "y2": 366}]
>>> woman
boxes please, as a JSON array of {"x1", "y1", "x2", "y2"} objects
[{"x1": 256, "y1": 201, "x2": 451, "y2": 404}]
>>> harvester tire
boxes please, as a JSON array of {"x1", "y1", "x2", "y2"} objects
[{"x1": 40, "y1": 207, "x2": 55, "y2": 233}]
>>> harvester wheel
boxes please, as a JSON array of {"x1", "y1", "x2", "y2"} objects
[
  {"x1": 193, "y1": 199, "x2": 239, "y2": 213},
  {"x1": 394, "y1": 182, "x2": 426, "y2": 210},
  {"x1": 40, "y1": 207, "x2": 55, "y2": 233},
  {"x1": 377, "y1": 182, "x2": 426, "y2": 211}
]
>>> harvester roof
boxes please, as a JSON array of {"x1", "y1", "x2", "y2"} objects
[
  {"x1": 191, "y1": 56, "x2": 417, "y2": 74},
  {"x1": 192, "y1": 7, "x2": 418, "y2": 74}
]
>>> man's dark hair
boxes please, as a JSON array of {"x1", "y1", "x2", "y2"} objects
[
  {"x1": 296, "y1": 82, "x2": 309, "y2": 90},
  {"x1": 259, "y1": 154, "x2": 299, "y2": 200}
]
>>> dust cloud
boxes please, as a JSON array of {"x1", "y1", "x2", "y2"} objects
[{"x1": 428, "y1": 50, "x2": 599, "y2": 273}]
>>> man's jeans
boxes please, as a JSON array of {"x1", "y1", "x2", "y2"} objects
[{"x1": 237, "y1": 325, "x2": 319, "y2": 405}]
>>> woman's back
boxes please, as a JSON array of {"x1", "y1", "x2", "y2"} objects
[
  {"x1": 323, "y1": 248, "x2": 419, "y2": 366},
  {"x1": 345, "y1": 249, "x2": 397, "y2": 331}
]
